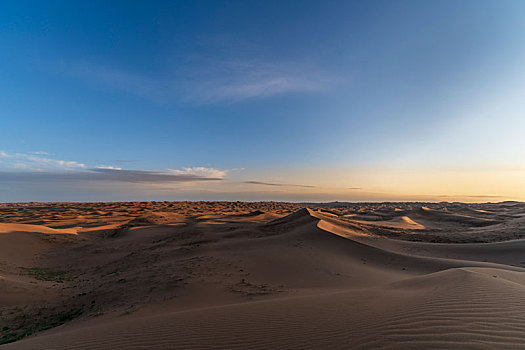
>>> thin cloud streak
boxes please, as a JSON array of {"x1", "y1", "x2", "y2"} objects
[
  {"x1": 0, "y1": 151, "x2": 229, "y2": 184},
  {"x1": 168, "y1": 167, "x2": 227, "y2": 178},
  {"x1": 61, "y1": 58, "x2": 335, "y2": 104},
  {"x1": 436, "y1": 194, "x2": 501, "y2": 199},
  {"x1": 244, "y1": 180, "x2": 316, "y2": 188},
  {"x1": 96, "y1": 165, "x2": 123, "y2": 170},
  {"x1": 181, "y1": 58, "x2": 334, "y2": 103},
  {"x1": 0, "y1": 150, "x2": 85, "y2": 170},
  {"x1": 0, "y1": 168, "x2": 224, "y2": 183}
]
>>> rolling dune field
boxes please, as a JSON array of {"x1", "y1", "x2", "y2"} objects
[{"x1": 1, "y1": 201, "x2": 525, "y2": 349}]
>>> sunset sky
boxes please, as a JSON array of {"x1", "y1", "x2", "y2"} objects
[{"x1": 1, "y1": 0, "x2": 525, "y2": 202}]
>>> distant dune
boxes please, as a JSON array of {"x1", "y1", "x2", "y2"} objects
[
  {"x1": 0, "y1": 223, "x2": 78, "y2": 235},
  {"x1": 1, "y1": 201, "x2": 525, "y2": 349}
]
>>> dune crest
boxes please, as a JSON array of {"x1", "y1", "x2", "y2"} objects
[{"x1": 0, "y1": 223, "x2": 78, "y2": 235}]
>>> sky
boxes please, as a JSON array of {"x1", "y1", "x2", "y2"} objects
[{"x1": 1, "y1": 0, "x2": 525, "y2": 202}]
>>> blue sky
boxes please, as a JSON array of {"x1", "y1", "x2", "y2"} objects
[{"x1": 1, "y1": 0, "x2": 525, "y2": 202}]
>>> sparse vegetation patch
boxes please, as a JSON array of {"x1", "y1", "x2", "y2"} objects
[{"x1": 19, "y1": 267, "x2": 72, "y2": 283}]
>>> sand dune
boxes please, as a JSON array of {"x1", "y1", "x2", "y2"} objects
[
  {"x1": 412, "y1": 206, "x2": 502, "y2": 227},
  {"x1": 0, "y1": 223, "x2": 78, "y2": 234},
  {"x1": 349, "y1": 215, "x2": 426, "y2": 230},
  {"x1": 1, "y1": 201, "x2": 525, "y2": 349}
]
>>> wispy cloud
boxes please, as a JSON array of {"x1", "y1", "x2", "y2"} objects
[
  {"x1": 89, "y1": 168, "x2": 224, "y2": 182},
  {"x1": 436, "y1": 194, "x2": 501, "y2": 199},
  {"x1": 243, "y1": 180, "x2": 316, "y2": 188},
  {"x1": 182, "y1": 59, "x2": 334, "y2": 103},
  {"x1": 96, "y1": 165, "x2": 123, "y2": 170},
  {"x1": 168, "y1": 167, "x2": 228, "y2": 178},
  {"x1": 0, "y1": 168, "x2": 224, "y2": 183},
  {"x1": 61, "y1": 57, "x2": 334, "y2": 104},
  {"x1": 0, "y1": 151, "x2": 231, "y2": 185},
  {"x1": 0, "y1": 150, "x2": 85, "y2": 170}
]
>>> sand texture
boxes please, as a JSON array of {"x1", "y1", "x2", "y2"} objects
[{"x1": 1, "y1": 201, "x2": 525, "y2": 349}]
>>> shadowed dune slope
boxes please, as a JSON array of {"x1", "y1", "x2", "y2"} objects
[{"x1": 4, "y1": 268, "x2": 525, "y2": 350}]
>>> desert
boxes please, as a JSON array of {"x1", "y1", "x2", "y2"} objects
[
  {"x1": 1, "y1": 201, "x2": 525, "y2": 349},
  {"x1": 3, "y1": 1, "x2": 525, "y2": 348}
]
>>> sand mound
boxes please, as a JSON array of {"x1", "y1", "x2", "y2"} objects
[
  {"x1": 265, "y1": 208, "x2": 319, "y2": 229},
  {"x1": 0, "y1": 223, "x2": 78, "y2": 235},
  {"x1": 390, "y1": 266, "x2": 525, "y2": 290},
  {"x1": 350, "y1": 215, "x2": 426, "y2": 230},
  {"x1": 414, "y1": 206, "x2": 501, "y2": 227},
  {"x1": 396, "y1": 215, "x2": 425, "y2": 229}
]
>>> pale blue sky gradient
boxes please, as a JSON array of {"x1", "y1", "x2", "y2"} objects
[{"x1": 1, "y1": 0, "x2": 525, "y2": 201}]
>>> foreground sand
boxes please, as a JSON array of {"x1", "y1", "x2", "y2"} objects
[{"x1": 1, "y1": 201, "x2": 525, "y2": 349}]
